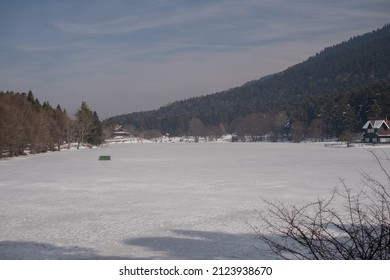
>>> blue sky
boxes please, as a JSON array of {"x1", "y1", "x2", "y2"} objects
[{"x1": 0, "y1": 0, "x2": 389, "y2": 119}]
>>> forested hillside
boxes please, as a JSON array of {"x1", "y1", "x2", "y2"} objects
[
  {"x1": 105, "y1": 24, "x2": 390, "y2": 142},
  {"x1": 0, "y1": 91, "x2": 102, "y2": 157}
]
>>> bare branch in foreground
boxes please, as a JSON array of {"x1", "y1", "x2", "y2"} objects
[{"x1": 254, "y1": 150, "x2": 390, "y2": 260}]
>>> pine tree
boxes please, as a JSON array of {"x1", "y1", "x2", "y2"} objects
[
  {"x1": 86, "y1": 111, "x2": 103, "y2": 146},
  {"x1": 75, "y1": 101, "x2": 102, "y2": 148}
]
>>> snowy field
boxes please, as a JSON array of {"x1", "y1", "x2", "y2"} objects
[{"x1": 0, "y1": 142, "x2": 387, "y2": 259}]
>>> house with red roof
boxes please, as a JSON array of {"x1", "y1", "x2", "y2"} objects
[{"x1": 362, "y1": 119, "x2": 390, "y2": 143}]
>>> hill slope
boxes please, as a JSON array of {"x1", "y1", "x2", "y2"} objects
[{"x1": 105, "y1": 24, "x2": 390, "y2": 141}]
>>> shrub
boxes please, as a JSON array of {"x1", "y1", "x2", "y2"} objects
[{"x1": 254, "y1": 150, "x2": 390, "y2": 259}]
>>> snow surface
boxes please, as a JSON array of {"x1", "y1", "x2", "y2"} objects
[{"x1": 0, "y1": 142, "x2": 386, "y2": 259}]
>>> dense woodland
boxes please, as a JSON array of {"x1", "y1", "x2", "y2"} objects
[
  {"x1": 105, "y1": 24, "x2": 390, "y2": 142},
  {"x1": 0, "y1": 91, "x2": 102, "y2": 158}
]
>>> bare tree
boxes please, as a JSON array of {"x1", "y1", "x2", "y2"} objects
[
  {"x1": 291, "y1": 120, "x2": 305, "y2": 143},
  {"x1": 254, "y1": 150, "x2": 390, "y2": 259},
  {"x1": 307, "y1": 118, "x2": 325, "y2": 141},
  {"x1": 0, "y1": 91, "x2": 72, "y2": 157},
  {"x1": 188, "y1": 118, "x2": 205, "y2": 142}
]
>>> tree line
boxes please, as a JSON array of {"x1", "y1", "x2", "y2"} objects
[
  {"x1": 0, "y1": 91, "x2": 102, "y2": 158},
  {"x1": 104, "y1": 81, "x2": 390, "y2": 142}
]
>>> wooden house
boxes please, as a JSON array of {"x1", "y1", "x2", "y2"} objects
[
  {"x1": 362, "y1": 119, "x2": 390, "y2": 143},
  {"x1": 112, "y1": 124, "x2": 130, "y2": 138}
]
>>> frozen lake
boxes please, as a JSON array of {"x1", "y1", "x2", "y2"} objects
[{"x1": 0, "y1": 142, "x2": 384, "y2": 259}]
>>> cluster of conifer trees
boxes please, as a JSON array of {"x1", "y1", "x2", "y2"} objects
[{"x1": 0, "y1": 91, "x2": 102, "y2": 158}]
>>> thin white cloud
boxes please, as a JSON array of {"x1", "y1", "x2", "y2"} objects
[
  {"x1": 54, "y1": 1, "x2": 225, "y2": 35},
  {"x1": 16, "y1": 40, "x2": 93, "y2": 52},
  {"x1": 55, "y1": 16, "x2": 164, "y2": 35}
]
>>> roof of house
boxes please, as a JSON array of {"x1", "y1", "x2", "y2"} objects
[
  {"x1": 113, "y1": 129, "x2": 130, "y2": 135},
  {"x1": 113, "y1": 124, "x2": 130, "y2": 135},
  {"x1": 362, "y1": 119, "x2": 390, "y2": 129},
  {"x1": 377, "y1": 128, "x2": 390, "y2": 136}
]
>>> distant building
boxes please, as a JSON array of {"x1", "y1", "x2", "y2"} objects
[
  {"x1": 362, "y1": 119, "x2": 390, "y2": 143},
  {"x1": 112, "y1": 124, "x2": 130, "y2": 138}
]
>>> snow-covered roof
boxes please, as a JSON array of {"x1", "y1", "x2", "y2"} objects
[
  {"x1": 113, "y1": 124, "x2": 130, "y2": 135},
  {"x1": 362, "y1": 120, "x2": 390, "y2": 129},
  {"x1": 363, "y1": 121, "x2": 372, "y2": 129},
  {"x1": 113, "y1": 129, "x2": 130, "y2": 135}
]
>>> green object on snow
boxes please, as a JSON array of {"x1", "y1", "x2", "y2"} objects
[{"x1": 99, "y1": 155, "x2": 111, "y2": 160}]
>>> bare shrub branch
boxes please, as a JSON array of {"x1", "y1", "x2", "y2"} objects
[{"x1": 254, "y1": 150, "x2": 390, "y2": 259}]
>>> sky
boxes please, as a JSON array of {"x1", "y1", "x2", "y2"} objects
[{"x1": 0, "y1": 0, "x2": 389, "y2": 119}]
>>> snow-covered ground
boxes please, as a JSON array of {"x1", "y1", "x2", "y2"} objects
[{"x1": 0, "y1": 142, "x2": 387, "y2": 259}]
